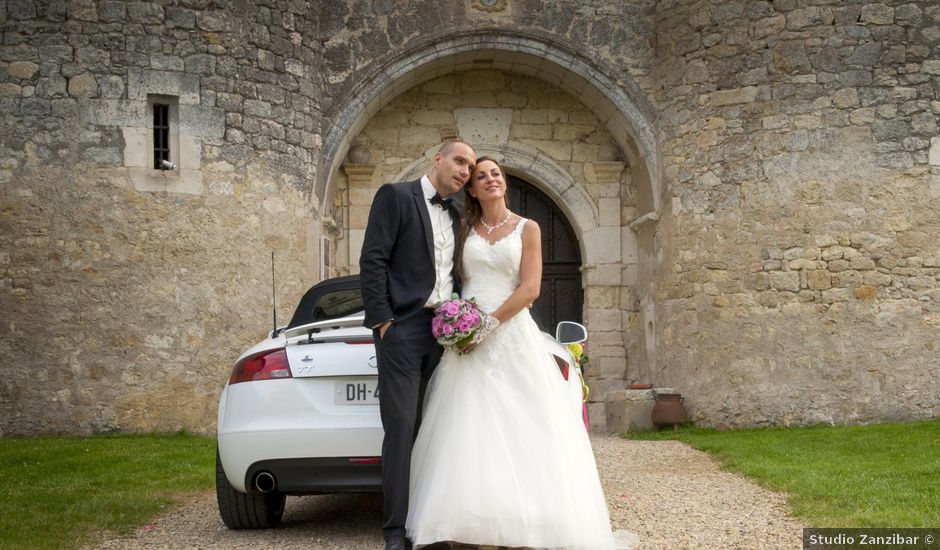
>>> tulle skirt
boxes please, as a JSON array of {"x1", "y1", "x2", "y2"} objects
[{"x1": 406, "y1": 309, "x2": 619, "y2": 549}]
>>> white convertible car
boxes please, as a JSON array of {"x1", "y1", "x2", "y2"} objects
[{"x1": 215, "y1": 275, "x2": 588, "y2": 529}]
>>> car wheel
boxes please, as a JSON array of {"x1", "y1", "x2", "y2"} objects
[{"x1": 215, "y1": 448, "x2": 286, "y2": 529}]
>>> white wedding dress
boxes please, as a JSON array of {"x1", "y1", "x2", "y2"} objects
[{"x1": 406, "y1": 219, "x2": 639, "y2": 549}]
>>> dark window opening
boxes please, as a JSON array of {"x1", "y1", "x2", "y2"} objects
[{"x1": 153, "y1": 103, "x2": 170, "y2": 169}]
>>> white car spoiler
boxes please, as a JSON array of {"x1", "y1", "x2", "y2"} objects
[{"x1": 281, "y1": 314, "x2": 371, "y2": 343}]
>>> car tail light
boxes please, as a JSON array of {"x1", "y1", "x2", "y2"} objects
[
  {"x1": 553, "y1": 355, "x2": 570, "y2": 381},
  {"x1": 345, "y1": 340, "x2": 374, "y2": 345},
  {"x1": 348, "y1": 457, "x2": 381, "y2": 465},
  {"x1": 229, "y1": 348, "x2": 292, "y2": 384}
]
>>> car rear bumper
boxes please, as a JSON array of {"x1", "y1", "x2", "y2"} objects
[
  {"x1": 246, "y1": 456, "x2": 382, "y2": 495},
  {"x1": 218, "y1": 427, "x2": 384, "y2": 493}
]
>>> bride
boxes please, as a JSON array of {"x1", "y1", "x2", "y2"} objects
[{"x1": 406, "y1": 157, "x2": 638, "y2": 549}]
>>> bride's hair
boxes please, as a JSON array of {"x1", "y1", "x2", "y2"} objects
[{"x1": 456, "y1": 156, "x2": 510, "y2": 280}]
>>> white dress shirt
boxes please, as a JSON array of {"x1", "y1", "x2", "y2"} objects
[{"x1": 421, "y1": 175, "x2": 455, "y2": 307}]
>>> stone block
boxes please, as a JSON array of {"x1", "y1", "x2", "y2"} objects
[
  {"x1": 598, "y1": 357, "x2": 627, "y2": 378},
  {"x1": 347, "y1": 229, "x2": 364, "y2": 267},
  {"x1": 69, "y1": 0, "x2": 97, "y2": 21},
  {"x1": 129, "y1": 167, "x2": 202, "y2": 195},
  {"x1": 520, "y1": 139, "x2": 572, "y2": 161},
  {"x1": 8, "y1": 61, "x2": 38, "y2": 79},
  {"x1": 127, "y1": 69, "x2": 200, "y2": 105},
  {"x1": 605, "y1": 389, "x2": 655, "y2": 433},
  {"x1": 598, "y1": 197, "x2": 619, "y2": 226},
  {"x1": 821, "y1": 288, "x2": 851, "y2": 303},
  {"x1": 585, "y1": 286, "x2": 619, "y2": 309},
  {"x1": 710, "y1": 86, "x2": 758, "y2": 106},
  {"x1": 929, "y1": 138, "x2": 940, "y2": 166},
  {"x1": 179, "y1": 105, "x2": 224, "y2": 138},
  {"x1": 863, "y1": 271, "x2": 892, "y2": 286},
  {"x1": 860, "y1": 3, "x2": 894, "y2": 25},
  {"x1": 621, "y1": 227, "x2": 637, "y2": 264},
  {"x1": 585, "y1": 264, "x2": 620, "y2": 286},
  {"x1": 67, "y1": 73, "x2": 97, "y2": 98},
  {"x1": 179, "y1": 135, "x2": 202, "y2": 171},
  {"x1": 454, "y1": 108, "x2": 513, "y2": 145},
  {"x1": 586, "y1": 308, "x2": 621, "y2": 332},
  {"x1": 772, "y1": 41, "x2": 812, "y2": 74},
  {"x1": 771, "y1": 271, "x2": 800, "y2": 292},
  {"x1": 805, "y1": 270, "x2": 832, "y2": 290},
  {"x1": 349, "y1": 205, "x2": 371, "y2": 230},
  {"x1": 512, "y1": 123, "x2": 552, "y2": 140},
  {"x1": 583, "y1": 226, "x2": 620, "y2": 264},
  {"x1": 413, "y1": 110, "x2": 454, "y2": 126},
  {"x1": 923, "y1": 61, "x2": 940, "y2": 76},
  {"x1": 849, "y1": 256, "x2": 876, "y2": 270},
  {"x1": 122, "y1": 127, "x2": 149, "y2": 168},
  {"x1": 0, "y1": 83, "x2": 22, "y2": 96},
  {"x1": 349, "y1": 186, "x2": 379, "y2": 206},
  {"x1": 828, "y1": 259, "x2": 850, "y2": 272},
  {"x1": 855, "y1": 285, "x2": 877, "y2": 300},
  {"x1": 398, "y1": 126, "x2": 440, "y2": 146},
  {"x1": 554, "y1": 123, "x2": 595, "y2": 141}
]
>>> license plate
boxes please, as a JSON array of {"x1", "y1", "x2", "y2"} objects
[{"x1": 335, "y1": 379, "x2": 380, "y2": 405}]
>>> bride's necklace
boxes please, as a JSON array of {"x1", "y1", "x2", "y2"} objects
[{"x1": 480, "y1": 211, "x2": 512, "y2": 235}]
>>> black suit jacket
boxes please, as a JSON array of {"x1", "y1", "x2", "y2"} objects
[{"x1": 359, "y1": 179, "x2": 462, "y2": 329}]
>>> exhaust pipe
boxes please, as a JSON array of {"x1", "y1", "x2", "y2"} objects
[{"x1": 254, "y1": 471, "x2": 277, "y2": 493}]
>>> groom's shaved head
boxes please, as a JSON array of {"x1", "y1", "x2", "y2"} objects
[{"x1": 439, "y1": 139, "x2": 475, "y2": 158}]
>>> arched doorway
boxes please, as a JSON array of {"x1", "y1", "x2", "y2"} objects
[{"x1": 507, "y1": 174, "x2": 583, "y2": 330}]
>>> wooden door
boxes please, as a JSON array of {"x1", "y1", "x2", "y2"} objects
[{"x1": 506, "y1": 174, "x2": 583, "y2": 330}]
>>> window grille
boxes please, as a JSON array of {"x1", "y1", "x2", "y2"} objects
[{"x1": 153, "y1": 103, "x2": 170, "y2": 169}]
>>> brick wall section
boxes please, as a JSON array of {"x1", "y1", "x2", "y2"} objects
[{"x1": 652, "y1": 0, "x2": 940, "y2": 426}]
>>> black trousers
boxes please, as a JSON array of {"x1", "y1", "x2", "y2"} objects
[{"x1": 373, "y1": 308, "x2": 443, "y2": 541}]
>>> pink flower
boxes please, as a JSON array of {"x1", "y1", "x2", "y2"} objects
[
  {"x1": 444, "y1": 302, "x2": 460, "y2": 316},
  {"x1": 442, "y1": 323, "x2": 454, "y2": 335},
  {"x1": 457, "y1": 320, "x2": 471, "y2": 333}
]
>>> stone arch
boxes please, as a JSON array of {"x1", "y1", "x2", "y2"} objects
[{"x1": 318, "y1": 29, "x2": 658, "y2": 220}]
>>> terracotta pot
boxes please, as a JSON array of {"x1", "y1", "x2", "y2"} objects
[{"x1": 651, "y1": 393, "x2": 689, "y2": 428}]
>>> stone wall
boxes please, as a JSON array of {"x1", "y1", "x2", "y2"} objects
[
  {"x1": 1, "y1": 0, "x2": 658, "y2": 435},
  {"x1": 3, "y1": 0, "x2": 937, "y2": 435},
  {"x1": 651, "y1": 0, "x2": 940, "y2": 426},
  {"x1": 0, "y1": 0, "x2": 323, "y2": 434}
]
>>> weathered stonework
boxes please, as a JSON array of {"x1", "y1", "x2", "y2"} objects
[
  {"x1": 2, "y1": 0, "x2": 938, "y2": 435},
  {"x1": 651, "y1": 0, "x2": 940, "y2": 427}
]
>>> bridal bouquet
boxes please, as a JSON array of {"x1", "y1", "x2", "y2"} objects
[
  {"x1": 566, "y1": 342, "x2": 591, "y2": 403},
  {"x1": 431, "y1": 295, "x2": 487, "y2": 354}
]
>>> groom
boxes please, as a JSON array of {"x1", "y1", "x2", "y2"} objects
[{"x1": 360, "y1": 140, "x2": 476, "y2": 550}]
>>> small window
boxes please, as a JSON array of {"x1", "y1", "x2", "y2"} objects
[{"x1": 153, "y1": 103, "x2": 170, "y2": 169}]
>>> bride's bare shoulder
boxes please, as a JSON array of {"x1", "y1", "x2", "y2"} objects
[{"x1": 520, "y1": 218, "x2": 541, "y2": 239}]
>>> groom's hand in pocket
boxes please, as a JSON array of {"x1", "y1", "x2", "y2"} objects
[{"x1": 378, "y1": 321, "x2": 391, "y2": 339}]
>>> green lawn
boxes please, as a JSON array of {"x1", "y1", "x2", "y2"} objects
[
  {"x1": 626, "y1": 419, "x2": 940, "y2": 528},
  {"x1": 0, "y1": 432, "x2": 215, "y2": 550}
]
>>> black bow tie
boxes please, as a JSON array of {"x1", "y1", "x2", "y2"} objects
[{"x1": 429, "y1": 193, "x2": 452, "y2": 209}]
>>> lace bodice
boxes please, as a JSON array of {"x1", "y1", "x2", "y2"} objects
[{"x1": 461, "y1": 218, "x2": 528, "y2": 313}]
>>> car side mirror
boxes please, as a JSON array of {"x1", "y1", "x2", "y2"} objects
[{"x1": 555, "y1": 321, "x2": 587, "y2": 344}]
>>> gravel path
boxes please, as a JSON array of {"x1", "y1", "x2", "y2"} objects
[{"x1": 90, "y1": 435, "x2": 803, "y2": 549}]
